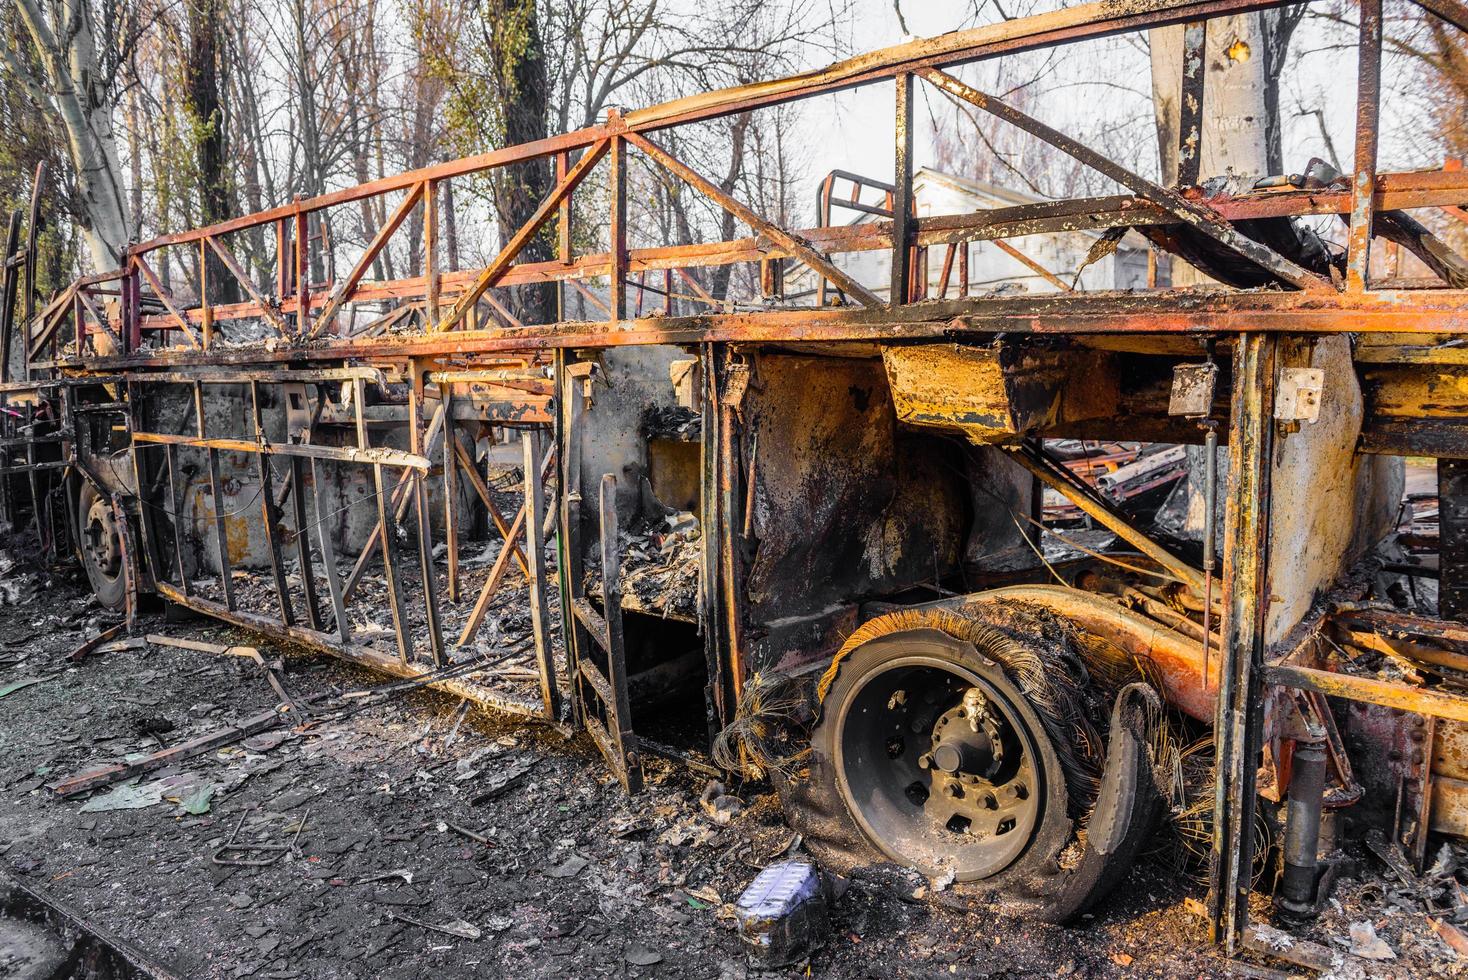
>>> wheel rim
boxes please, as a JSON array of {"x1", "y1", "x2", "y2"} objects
[
  {"x1": 833, "y1": 652, "x2": 1047, "y2": 881},
  {"x1": 82, "y1": 493, "x2": 122, "y2": 584}
]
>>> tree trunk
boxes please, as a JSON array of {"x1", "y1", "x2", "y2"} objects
[
  {"x1": 490, "y1": 0, "x2": 553, "y2": 324},
  {"x1": 13, "y1": 0, "x2": 131, "y2": 270},
  {"x1": 187, "y1": 0, "x2": 238, "y2": 302}
]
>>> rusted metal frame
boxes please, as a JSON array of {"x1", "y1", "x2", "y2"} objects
[
  {"x1": 151, "y1": 581, "x2": 545, "y2": 717},
  {"x1": 993, "y1": 239, "x2": 1073, "y2": 291},
  {"x1": 130, "y1": 431, "x2": 427, "y2": 469},
  {"x1": 121, "y1": 1, "x2": 1288, "y2": 264},
  {"x1": 610, "y1": 134, "x2": 629, "y2": 321},
  {"x1": 407, "y1": 367, "x2": 446, "y2": 666},
  {"x1": 110, "y1": 172, "x2": 1468, "y2": 336},
  {"x1": 1209, "y1": 333, "x2": 1277, "y2": 952},
  {"x1": 716, "y1": 350, "x2": 746, "y2": 706},
  {"x1": 424, "y1": 180, "x2": 441, "y2": 325},
  {"x1": 194, "y1": 381, "x2": 236, "y2": 611},
  {"x1": 935, "y1": 243, "x2": 956, "y2": 298},
  {"x1": 1347, "y1": 0, "x2": 1383, "y2": 292},
  {"x1": 250, "y1": 381, "x2": 296, "y2": 626},
  {"x1": 1412, "y1": 0, "x2": 1468, "y2": 32},
  {"x1": 556, "y1": 350, "x2": 588, "y2": 726},
  {"x1": 354, "y1": 376, "x2": 412, "y2": 664},
  {"x1": 198, "y1": 239, "x2": 212, "y2": 348},
  {"x1": 340, "y1": 402, "x2": 445, "y2": 602},
  {"x1": 451, "y1": 440, "x2": 559, "y2": 647},
  {"x1": 311, "y1": 182, "x2": 426, "y2": 338},
  {"x1": 130, "y1": 366, "x2": 393, "y2": 386},
  {"x1": 124, "y1": 379, "x2": 162, "y2": 590},
  {"x1": 453, "y1": 465, "x2": 536, "y2": 647},
  {"x1": 75, "y1": 287, "x2": 125, "y2": 352},
  {"x1": 452, "y1": 438, "x2": 535, "y2": 576},
  {"x1": 916, "y1": 68, "x2": 1334, "y2": 293},
  {"x1": 1264, "y1": 662, "x2": 1468, "y2": 724},
  {"x1": 698, "y1": 344, "x2": 727, "y2": 726},
  {"x1": 308, "y1": 455, "x2": 350, "y2": 643},
  {"x1": 162, "y1": 442, "x2": 189, "y2": 595},
  {"x1": 287, "y1": 456, "x2": 323, "y2": 631},
  {"x1": 275, "y1": 218, "x2": 290, "y2": 302},
  {"x1": 133, "y1": 255, "x2": 203, "y2": 349},
  {"x1": 65, "y1": 290, "x2": 1468, "y2": 376},
  {"x1": 522, "y1": 429, "x2": 561, "y2": 721},
  {"x1": 28, "y1": 286, "x2": 77, "y2": 361},
  {"x1": 567, "y1": 277, "x2": 612, "y2": 315},
  {"x1": 480, "y1": 290, "x2": 526, "y2": 330},
  {"x1": 1008, "y1": 442, "x2": 1206, "y2": 592},
  {"x1": 892, "y1": 72, "x2": 915, "y2": 307},
  {"x1": 674, "y1": 268, "x2": 720, "y2": 309},
  {"x1": 203, "y1": 235, "x2": 291, "y2": 337},
  {"x1": 294, "y1": 208, "x2": 311, "y2": 336},
  {"x1": 432, "y1": 140, "x2": 610, "y2": 333},
  {"x1": 1176, "y1": 20, "x2": 1208, "y2": 187},
  {"x1": 442, "y1": 387, "x2": 460, "y2": 602},
  {"x1": 588, "y1": 472, "x2": 642, "y2": 792},
  {"x1": 624, "y1": 131, "x2": 883, "y2": 307}
]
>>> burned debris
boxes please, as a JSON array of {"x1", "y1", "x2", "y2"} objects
[{"x1": 1, "y1": 0, "x2": 1468, "y2": 975}]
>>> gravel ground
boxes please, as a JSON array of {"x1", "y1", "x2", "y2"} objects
[{"x1": 0, "y1": 558, "x2": 1461, "y2": 978}]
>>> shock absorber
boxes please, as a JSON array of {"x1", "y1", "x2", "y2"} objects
[{"x1": 1276, "y1": 733, "x2": 1328, "y2": 922}]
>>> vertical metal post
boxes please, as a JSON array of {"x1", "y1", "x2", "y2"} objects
[
  {"x1": 163, "y1": 442, "x2": 188, "y2": 594},
  {"x1": 196, "y1": 381, "x2": 236, "y2": 610},
  {"x1": 424, "y1": 179, "x2": 440, "y2": 325},
  {"x1": 310, "y1": 455, "x2": 350, "y2": 644},
  {"x1": 557, "y1": 350, "x2": 588, "y2": 726},
  {"x1": 556, "y1": 150, "x2": 572, "y2": 322},
  {"x1": 126, "y1": 380, "x2": 160, "y2": 581},
  {"x1": 442, "y1": 387, "x2": 460, "y2": 602},
  {"x1": 288, "y1": 452, "x2": 324, "y2": 632},
  {"x1": 891, "y1": 73, "x2": 914, "y2": 307},
  {"x1": 523, "y1": 429, "x2": 561, "y2": 721},
  {"x1": 251, "y1": 381, "x2": 296, "y2": 625},
  {"x1": 1346, "y1": 0, "x2": 1382, "y2": 292},
  {"x1": 355, "y1": 377, "x2": 411, "y2": 664},
  {"x1": 294, "y1": 207, "x2": 310, "y2": 335},
  {"x1": 198, "y1": 239, "x2": 212, "y2": 349},
  {"x1": 1177, "y1": 21, "x2": 1208, "y2": 187},
  {"x1": 408, "y1": 367, "x2": 446, "y2": 666},
  {"x1": 1208, "y1": 333, "x2": 1277, "y2": 952},
  {"x1": 609, "y1": 133, "x2": 628, "y2": 322},
  {"x1": 698, "y1": 344, "x2": 727, "y2": 728}
]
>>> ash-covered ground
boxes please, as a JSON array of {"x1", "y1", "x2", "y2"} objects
[{"x1": 0, "y1": 556, "x2": 1462, "y2": 978}]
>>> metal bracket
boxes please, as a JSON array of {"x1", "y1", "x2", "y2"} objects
[{"x1": 1275, "y1": 367, "x2": 1324, "y2": 423}]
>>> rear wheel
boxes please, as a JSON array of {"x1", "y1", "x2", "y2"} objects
[
  {"x1": 785, "y1": 625, "x2": 1074, "y2": 907},
  {"x1": 78, "y1": 481, "x2": 126, "y2": 610}
]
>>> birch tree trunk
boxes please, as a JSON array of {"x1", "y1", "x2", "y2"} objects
[{"x1": 12, "y1": 0, "x2": 132, "y2": 270}]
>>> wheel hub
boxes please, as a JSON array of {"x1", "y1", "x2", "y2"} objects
[
  {"x1": 834, "y1": 655, "x2": 1047, "y2": 881},
  {"x1": 83, "y1": 496, "x2": 121, "y2": 578}
]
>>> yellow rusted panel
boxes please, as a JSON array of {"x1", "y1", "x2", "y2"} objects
[
  {"x1": 880, "y1": 343, "x2": 1118, "y2": 444},
  {"x1": 1434, "y1": 720, "x2": 1468, "y2": 782},
  {"x1": 1431, "y1": 774, "x2": 1468, "y2": 836},
  {"x1": 1363, "y1": 364, "x2": 1468, "y2": 419}
]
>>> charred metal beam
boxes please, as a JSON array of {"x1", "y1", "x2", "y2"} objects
[{"x1": 1209, "y1": 333, "x2": 1276, "y2": 951}]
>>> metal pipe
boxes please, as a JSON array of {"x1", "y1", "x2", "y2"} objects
[
  {"x1": 1276, "y1": 738, "x2": 1328, "y2": 922},
  {"x1": 1200, "y1": 420, "x2": 1218, "y2": 681}
]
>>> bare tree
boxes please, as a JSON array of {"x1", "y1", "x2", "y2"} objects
[{"x1": 5, "y1": 0, "x2": 137, "y2": 269}]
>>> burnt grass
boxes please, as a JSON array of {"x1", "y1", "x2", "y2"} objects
[{"x1": 0, "y1": 562, "x2": 1437, "y2": 978}]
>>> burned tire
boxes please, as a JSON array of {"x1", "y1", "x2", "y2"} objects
[
  {"x1": 778, "y1": 604, "x2": 1160, "y2": 922},
  {"x1": 786, "y1": 626, "x2": 1072, "y2": 899},
  {"x1": 78, "y1": 481, "x2": 126, "y2": 610}
]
